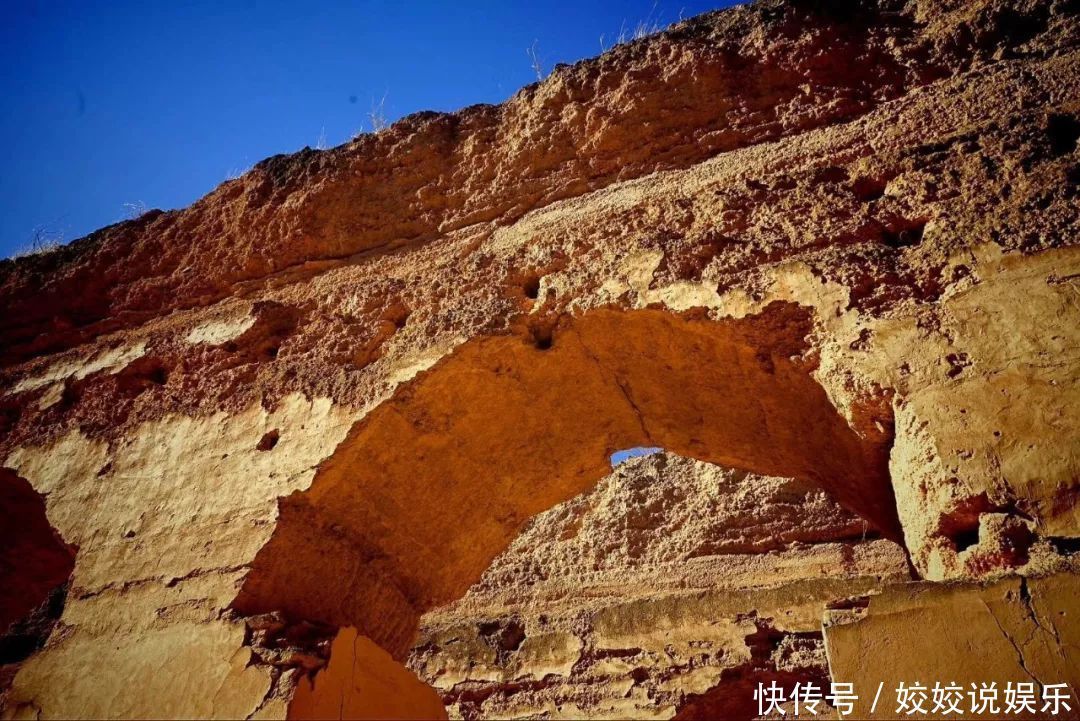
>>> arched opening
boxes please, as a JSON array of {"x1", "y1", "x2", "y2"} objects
[{"x1": 233, "y1": 303, "x2": 899, "y2": 679}]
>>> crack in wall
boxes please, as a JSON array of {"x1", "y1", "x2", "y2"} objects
[
  {"x1": 980, "y1": 598, "x2": 1042, "y2": 687},
  {"x1": 576, "y1": 327, "x2": 655, "y2": 446}
]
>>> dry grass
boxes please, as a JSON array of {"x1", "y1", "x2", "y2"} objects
[
  {"x1": 13, "y1": 226, "x2": 65, "y2": 259},
  {"x1": 123, "y1": 201, "x2": 150, "y2": 220},
  {"x1": 600, "y1": 3, "x2": 666, "y2": 52},
  {"x1": 527, "y1": 40, "x2": 544, "y2": 81},
  {"x1": 369, "y1": 93, "x2": 389, "y2": 133}
]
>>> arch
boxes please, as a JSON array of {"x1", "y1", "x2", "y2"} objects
[{"x1": 233, "y1": 303, "x2": 898, "y2": 659}]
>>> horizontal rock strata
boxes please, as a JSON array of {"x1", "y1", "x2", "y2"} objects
[{"x1": 1, "y1": 0, "x2": 1079, "y2": 718}]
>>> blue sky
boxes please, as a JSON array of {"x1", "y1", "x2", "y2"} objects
[
  {"x1": 611, "y1": 447, "x2": 663, "y2": 466},
  {"x1": 0, "y1": 0, "x2": 737, "y2": 259}
]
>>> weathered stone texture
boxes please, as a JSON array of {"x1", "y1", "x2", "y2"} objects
[
  {"x1": 409, "y1": 453, "x2": 909, "y2": 719},
  {"x1": 1, "y1": 0, "x2": 1079, "y2": 718}
]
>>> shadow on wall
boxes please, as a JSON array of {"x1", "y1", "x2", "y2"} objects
[
  {"x1": 0, "y1": 468, "x2": 75, "y2": 668},
  {"x1": 233, "y1": 303, "x2": 899, "y2": 680}
]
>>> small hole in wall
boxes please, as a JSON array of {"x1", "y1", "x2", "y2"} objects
[
  {"x1": 882, "y1": 219, "x2": 927, "y2": 249},
  {"x1": 381, "y1": 302, "x2": 412, "y2": 331},
  {"x1": 499, "y1": 620, "x2": 526, "y2": 651},
  {"x1": 1049, "y1": 537, "x2": 1080, "y2": 555},
  {"x1": 813, "y1": 165, "x2": 849, "y2": 184},
  {"x1": 530, "y1": 325, "x2": 554, "y2": 350},
  {"x1": 478, "y1": 618, "x2": 526, "y2": 652},
  {"x1": 851, "y1": 176, "x2": 887, "y2": 202},
  {"x1": 523, "y1": 275, "x2": 542, "y2": 300},
  {"x1": 257, "y1": 430, "x2": 280, "y2": 452},
  {"x1": 772, "y1": 175, "x2": 797, "y2": 191},
  {"x1": 0, "y1": 405, "x2": 21, "y2": 436},
  {"x1": 952, "y1": 525, "x2": 980, "y2": 553},
  {"x1": 1046, "y1": 113, "x2": 1080, "y2": 157},
  {"x1": 945, "y1": 352, "x2": 969, "y2": 378},
  {"x1": 1066, "y1": 163, "x2": 1080, "y2": 190},
  {"x1": 115, "y1": 358, "x2": 171, "y2": 396},
  {"x1": 610, "y1": 446, "x2": 663, "y2": 467},
  {"x1": 938, "y1": 493, "x2": 992, "y2": 554}
]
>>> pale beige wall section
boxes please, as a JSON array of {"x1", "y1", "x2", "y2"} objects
[
  {"x1": 885, "y1": 247, "x2": 1080, "y2": 579},
  {"x1": 2, "y1": 394, "x2": 353, "y2": 719},
  {"x1": 637, "y1": 245, "x2": 1080, "y2": 580},
  {"x1": 824, "y1": 573, "x2": 1080, "y2": 720},
  {"x1": 5, "y1": 342, "x2": 147, "y2": 397}
]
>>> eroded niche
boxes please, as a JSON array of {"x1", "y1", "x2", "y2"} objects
[{"x1": 0, "y1": 468, "x2": 75, "y2": 694}]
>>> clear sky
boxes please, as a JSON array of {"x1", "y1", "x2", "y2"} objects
[
  {"x1": 610, "y1": 447, "x2": 664, "y2": 466},
  {"x1": 0, "y1": 0, "x2": 739, "y2": 259}
]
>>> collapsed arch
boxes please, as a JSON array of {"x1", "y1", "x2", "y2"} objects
[{"x1": 234, "y1": 304, "x2": 898, "y2": 658}]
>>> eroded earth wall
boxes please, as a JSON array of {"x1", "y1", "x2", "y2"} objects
[{"x1": 1, "y1": 0, "x2": 1079, "y2": 718}]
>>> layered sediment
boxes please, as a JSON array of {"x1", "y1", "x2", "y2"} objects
[{"x1": 1, "y1": 0, "x2": 1079, "y2": 718}]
